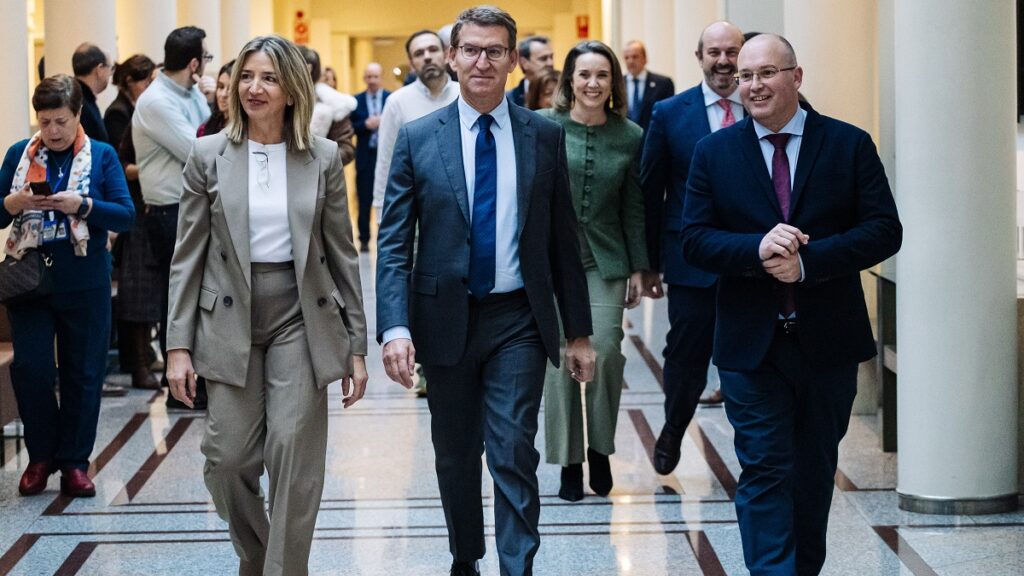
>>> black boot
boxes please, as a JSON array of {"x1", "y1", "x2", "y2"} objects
[
  {"x1": 559, "y1": 463, "x2": 584, "y2": 502},
  {"x1": 588, "y1": 448, "x2": 613, "y2": 496},
  {"x1": 130, "y1": 323, "x2": 159, "y2": 389}
]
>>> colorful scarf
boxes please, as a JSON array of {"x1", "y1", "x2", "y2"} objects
[{"x1": 5, "y1": 124, "x2": 92, "y2": 258}]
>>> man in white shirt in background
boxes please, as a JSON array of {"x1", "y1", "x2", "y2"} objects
[{"x1": 132, "y1": 25, "x2": 214, "y2": 410}]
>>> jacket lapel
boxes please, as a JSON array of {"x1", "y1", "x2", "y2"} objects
[
  {"x1": 218, "y1": 141, "x2": 252, "y2": 288},
  {"x1": 738, "y1": 118, "x2": 783, "y2": 220},
  {"x1": 789, "y1": 109, "x2": 824, "y2": 219},
  {"x1": 685, "y1": 86, "x2": 712, "y2": 137},
  {"x1": 435, "y1": 102, "x2": 470, "y2": 224},
  {"x1": 509, "y1": 105, "x2": 536, "y2": 238},
  {"x1": 286, "y1": 146, "x2": 318, "y2": 293}
]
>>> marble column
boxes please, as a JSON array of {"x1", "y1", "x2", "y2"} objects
[
  {"x1": 673, "y1": 0, "x2": 723, "y2": 91},
  {"x1": 222, "y1": 0, "x2": 274, "y2": 62},
  {"x1": 178, "y1": 0, "x2": 223, "y2": 67},
  {"x1": 1, "y1": 0, "x2": 29, "y2": 152},
  {"x1": 117, "y1": 0, "x2": 177, "y2": 63},
  {"x1": 895, "y1": 0, "x2": 1019, "y2": 513},
  {"x1": 44, "y1": 0, "x2": 118, "y2": 109}
]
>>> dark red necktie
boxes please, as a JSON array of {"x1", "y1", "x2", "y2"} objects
[{"x1": 764, "y1": 133, "x2": 796, "y2": 316}]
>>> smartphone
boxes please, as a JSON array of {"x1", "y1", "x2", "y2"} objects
[{"x1": 29, "y1": 181, "x2": 52, "y2": 196}]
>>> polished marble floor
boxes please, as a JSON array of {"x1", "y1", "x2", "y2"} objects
[{"x1": 1, "y1": 254, "x2": 1021, "y2": 575}]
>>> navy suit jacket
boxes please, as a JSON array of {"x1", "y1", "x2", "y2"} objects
[
  {"x1": 506, "y1": 79, "x2": 526, "y2": 107},
  {"x1": 641, "y1": 84, "x2": 716, "y2": 287},
  {"x1": 681, "y1": 108, "x2": 902, "y2": 371},
  {"x1": 376, "y1": 100, "x2": 592, "y2": 366},
  {"x1": 351, "y1": 89, "x2": 390, "y2": 173},
  {"x1": 630, "y1": 71, "x2": 675, "y2": 131}
]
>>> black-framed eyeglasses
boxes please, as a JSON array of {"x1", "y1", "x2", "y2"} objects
[
  {"x1": 457, "y1": 44, "x2": 510, "y2": 61},
  {"x1": 202, "y1": 52, "x2": 215, "y2": 63},
  {"x1": 734, "y1": 66, "x2": 796, "y2": 85}
]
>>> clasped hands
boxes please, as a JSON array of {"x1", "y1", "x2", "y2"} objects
[{"x1": 759, "y1": 223, "x2": 809, "y2": 284}]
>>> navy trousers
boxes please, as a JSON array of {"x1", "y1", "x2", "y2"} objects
[
  {"x1": 662, "y1": 283, "x2": 716, "y2": 435},
  {"x1": 355, "y1": 158, "x2": 376, "y2": 246},
  {"x1": 422, "y1": 290, "x2": 547, "y2": 576},
  {"x1": 8, "y1": 285, "x2": 111, "y2": 470},
  {"x1": 719, "y1": 327, "x2": 858, "y2": 576}
]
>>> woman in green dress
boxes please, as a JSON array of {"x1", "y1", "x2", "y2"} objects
[{"x1": 538, "y1": 41, "x2": 649, "y2": 501}]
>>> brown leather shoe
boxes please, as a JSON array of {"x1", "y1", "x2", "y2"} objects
[
  {"x1": 698, "y1": 389, "x2": 724, "y2": 405},
  {"x1": 18, "y1": 461, "x2": 55, "y2": 496},
  {"x1": 60, "y1": 468, "x2": 96, "y2": 497},
  {"x1": 132, "y1": 367, "x2": 160, "y2": 389}
]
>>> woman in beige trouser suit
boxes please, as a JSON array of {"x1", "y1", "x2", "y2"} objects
[{"x1": 166, "y1": 36, "x2": 368, "y2": 576}]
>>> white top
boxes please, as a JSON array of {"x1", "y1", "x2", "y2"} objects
[
  {"x1": 247, "y1": 141, "x2": 292, "y2": 263},
  {"x1": 372, "y1": 77, "x2": 460, "y2": 215},
  {"x1": 133, "y1": 72, "x2": 210, "y2": 206},
  {"x1": 701, "y1": 81, "x2": 745, "y2": 132},
  {"x1": 457, "y1": 96, "x2": 523, "y2": 294}
]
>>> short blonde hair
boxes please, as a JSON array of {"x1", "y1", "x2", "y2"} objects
[{"x1": 226, "y1": 35, "x2": 314, "y2": 151}]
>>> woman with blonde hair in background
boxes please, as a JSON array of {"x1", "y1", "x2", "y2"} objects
[{"x1": 165, "y1": 35, "x2": 368, "y2": 575}]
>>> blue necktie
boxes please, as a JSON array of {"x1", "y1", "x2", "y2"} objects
[
  {"x1": 630, "y1": 78, "x2": 641, "y2": 122},
  {"x1": 469, "y1": 114, "x2": 497, "y2": 299}
]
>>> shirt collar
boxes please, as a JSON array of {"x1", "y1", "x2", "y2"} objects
[
  {"x1": 752, "y1": 106, "x2": 807, "y2": 139},
  {"x1": 458, "y1": 95, "x2": 510, "y2": 132},
  {"x1": 702, "y1": 80, "x2": 742, "y2": 107},
  {"x1": 628, "y1": 71, "x2": 648, "y2": 83},
  {"x1": 155, "y1": 71, "x2": 193, "y2": 97}
]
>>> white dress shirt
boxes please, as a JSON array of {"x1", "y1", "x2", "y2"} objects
[
  {"x1": 701, "y1": 81, "x2": 745, "y2": 132},
  {"x1": 247, "y1": 141, "x2": 292, "y2": 263},
  {"x1": 626, "y1": 72, "x2": 647, "y2": 111}
]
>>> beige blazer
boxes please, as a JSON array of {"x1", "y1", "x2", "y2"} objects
[{"x1": 167, "y1": 133, "x2": 368, "y2": 389}]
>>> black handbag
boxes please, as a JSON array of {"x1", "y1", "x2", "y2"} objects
[{"x1": 0, "y1": 249, "x2": 54, "y2": 305}]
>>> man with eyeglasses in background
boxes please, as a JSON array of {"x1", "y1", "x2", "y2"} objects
[
  {"x1": 506, "y1": 35, "x2": 553, "y2": 107},
  {"x1": 376, "y1": 7, "x2": 594, "y2": 575},
  {"x1": 72, "y1": 43, "x2": 114, "y2": 143},
  {"x1": 640, "y1": 21, "x2": 744, "y2": 477},
  {"x1": 133, "y1": 26, "x2": 215, "y2": 410},
  {"x1": 681, "y1": 33, "x2": 901, "y2": 574}
]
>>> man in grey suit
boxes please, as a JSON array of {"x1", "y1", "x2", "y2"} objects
[{"x1": 376, "y1": 7, "x2": 595, "y2": 576}]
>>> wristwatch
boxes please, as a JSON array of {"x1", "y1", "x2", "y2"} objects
[{"x1": 76, "y1": 197, "x2": 90, "y2": 219}]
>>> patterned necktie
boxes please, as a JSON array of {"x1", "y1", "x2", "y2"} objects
[
  {"x1": 717, "y1": 99, "x2": 736, "y2": 128},
  {"x1": 764, "y1": 132, "x2": 796, "y2": 315},
  {"x1": 469, "y1": 114, "x2": 497, "y2": 299}
]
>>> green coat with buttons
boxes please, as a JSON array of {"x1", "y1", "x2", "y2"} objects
[{"x1": 537, "y1": 109, "x2": 649, "y2": 280}]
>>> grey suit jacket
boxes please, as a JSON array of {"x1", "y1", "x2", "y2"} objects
[
  {"x1": 376, "y1": 100, "x2": 592, "y2": 367},
  {"x1": 167, "y1": 133, "x2": 368, "y2": 388}
]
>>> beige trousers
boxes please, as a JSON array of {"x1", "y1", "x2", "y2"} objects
[{"x1": 200, "y1": 262, "x2": 328, "y2": 576}]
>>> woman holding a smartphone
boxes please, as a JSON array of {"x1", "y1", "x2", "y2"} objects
[{"x1": 0, "y1": 74, "x2": 134, "y2": 498}]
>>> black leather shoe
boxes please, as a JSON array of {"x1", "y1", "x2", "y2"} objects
[
  {"x1": 450, "y1": 560, "x2": 480, "y2": 576},
  {"x1": 653, "y1": 427, "x2": 683, "y2": 475},
  {"x1": 587, "y1": 448, "x2": 613, "y2": 496},
  {"x1": 558, "y1": 463, "x2": 584, "y2": 502}
]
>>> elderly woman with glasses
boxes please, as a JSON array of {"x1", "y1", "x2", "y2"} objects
[
  {"x1": 165, "y1": 35, "x2": 368, "y2": 575},
  {"x1": 0, "y1": 75, "x2": 134, "y2": 498},
  {"x1": 537, "y1": 40, "x2": 648, "y2": 502}
]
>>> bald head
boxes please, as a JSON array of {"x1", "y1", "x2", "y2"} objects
[
  {"x1": 737, "y1": 33, "x2": 803, "y2": 132},
  {"x1": 695, "y1": 21, "x2": 744, "y2": 97},
  {"x1": 364, "y1": 62, "x2": 382, "y2": 92},
  {"x1": 740, "y1": 34, "x2": 797, "y2": 68}
]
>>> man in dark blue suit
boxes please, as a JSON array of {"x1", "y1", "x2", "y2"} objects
[
  {"x1": 622, "y1": 40, "x2": 675, "y2": 131},
  {"x1": 640, "y1": 21, "x2": 745, "y2": 475},
  {"x1": 682, "y1": 34, "x2": 901, "y2": 575},
  {"x1": 506, "y1": 35, "x2": 553, "y2": 107},
  {"x1": 377, "y1": 7, "x2": 594, "y2": 576},
  {"x1": 350, "y1": 62, "x2": 390, "y2": 251}
]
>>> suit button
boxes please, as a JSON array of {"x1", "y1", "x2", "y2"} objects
[
  {"x1": 320, "y1": 256, "x2": 326, "y2": 264},
  {"x1": 220, "y1": 251, "x2": 227, "y2": 261},
  {"x1": 317, "y1": 297, "x2": 327, "y2": 307},
  {"x1": 582, "y1": 200, "x2": 591, "y2": 207},
  {"x1": 586, "y1": 170, "x2": 594, "y2": 177},
  {"x1": 584, "y1": 185, "x2": 592, "y2": 192},
  {"x1": 223, "y1": 296, "x2": 233, "y2": 307},
  {"x1": 580, "y1": 216, "x2": 589, "y2": 224}
]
